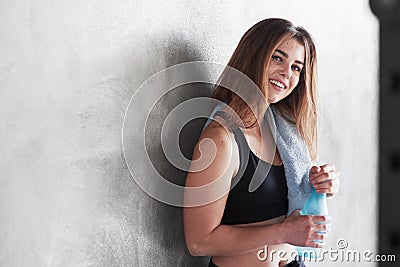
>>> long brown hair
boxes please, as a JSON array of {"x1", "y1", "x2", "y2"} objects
[{"x1": 212, "y1": 18, "x2": 319, "y2": 159}]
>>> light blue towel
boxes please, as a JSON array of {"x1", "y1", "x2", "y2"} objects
[
  {"x1": 203, "y1": 104, "x2": 312, "y2": 215},
  {"x1": 268, "y1": 106, "x2": 312, "y2": 214}
]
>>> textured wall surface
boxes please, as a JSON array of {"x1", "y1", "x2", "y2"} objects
[{"x1": 0, "y1": 0, "x2": 378, "y2": 266}]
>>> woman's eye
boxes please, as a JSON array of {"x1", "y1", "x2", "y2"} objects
[
  {"x1": 292, "y1": 65, "x2": 301, "y2": 72},
  {"x1": 272, "y1": 55, "x2": 282, "y2": 62}
]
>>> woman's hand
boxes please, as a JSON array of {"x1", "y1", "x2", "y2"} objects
[
  {"x1": 281, "y1": 210, "x2": 330, "y2": 247},
  {"x1": 309, "y1": 164, "x2": 340, "y2": 196}
]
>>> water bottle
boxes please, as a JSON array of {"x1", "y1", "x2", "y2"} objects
[{"x1": 295, "y1": 187, "x2": 328, "y2": 258}]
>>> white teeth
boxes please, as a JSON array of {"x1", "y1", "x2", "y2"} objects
[{"x1": 269, "y1": 79, "x2": 285, "y2": 89}]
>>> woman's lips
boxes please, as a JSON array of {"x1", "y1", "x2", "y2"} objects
[{"x1": 269, "y1": 79, "x2": 286, "y2": 92}]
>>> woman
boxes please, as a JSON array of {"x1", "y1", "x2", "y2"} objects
[{"x1": 183, "y1": 18, "x2": 340, "y2": 267}]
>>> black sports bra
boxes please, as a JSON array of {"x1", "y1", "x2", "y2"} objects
[{"x1": 217, "y1": 114, "x2": 288, "y2": 225}]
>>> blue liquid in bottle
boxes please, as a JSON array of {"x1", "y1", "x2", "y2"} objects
[{"x1": 295, "y1": 187, "x2": 328, "y2": 259}]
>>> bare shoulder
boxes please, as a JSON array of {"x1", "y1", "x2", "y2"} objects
[
  {"x1": 187, "y1": 119, "x2": 239, "y2": 186},
  {"x1": 199, "y1": 119, "x2": 234, "y2": 150}
]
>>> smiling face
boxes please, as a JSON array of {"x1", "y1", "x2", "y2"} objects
[{"x1": 266, "y1": 37, "x2": 305, "y2": 104}]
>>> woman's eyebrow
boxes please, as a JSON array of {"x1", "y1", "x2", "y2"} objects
[{"x1": 275, "y1": 49, "x2": 304, "y2": 65}]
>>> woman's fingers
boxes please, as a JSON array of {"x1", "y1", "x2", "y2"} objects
[
  {"x1": 310, "y1": 169, "x2": 339, "y2": 184},
  {"x1": 310, "y1": 216, "x2": 330, "y2": 247},
  {"x1": 311, "y1": 215, "x2": 331, "y2": 223},
  {"x1": 309, "y1": 163, "x2": 341, "y2": 195},
  {"x1": 283, "y1": 213, "x2": 332, "y2": 247},
  {"x1": 314, "y1": 176, "x2": 340, "y2": 193},
  {"x1": 317, "y1": 171, "x2": 340, "y2": 184},
  {"x1": 310, "y1": 164, "x2": 335, "y2": 176}
]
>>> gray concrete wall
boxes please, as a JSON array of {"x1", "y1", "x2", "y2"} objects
[{"x1": 0, "y1": 0, "x2": 378, "y2": 266}]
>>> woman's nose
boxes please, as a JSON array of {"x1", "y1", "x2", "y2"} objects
[{"x1": 279, "y1": 64, "x2": 292, "y2": 79}]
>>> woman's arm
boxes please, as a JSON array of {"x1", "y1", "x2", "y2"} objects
[{"x1": 183, "y1": 123, "x2": 329, "y2": 257}]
